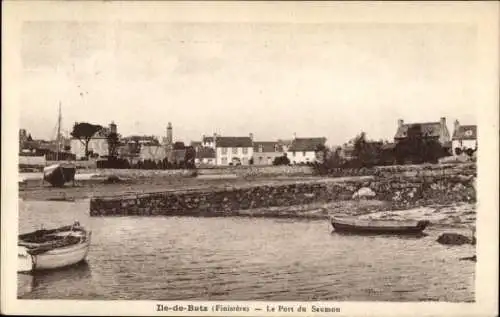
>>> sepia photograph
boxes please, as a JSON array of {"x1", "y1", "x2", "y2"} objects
[{"x1": 2, "y1": 1, "x2": 498, "y2": 316}]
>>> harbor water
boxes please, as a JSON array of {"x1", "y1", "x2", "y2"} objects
[{"x1": 17, "y1": 199, "x2": 475, "y2": 301}]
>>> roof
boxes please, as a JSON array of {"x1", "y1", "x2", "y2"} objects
[
  {"x1": 452, "y1": 125, "x2": 477, "y2": 140},
  {"x1": 191, "y1": 141, "x2": 202, "y2": 147},
  {"x1": 395, "y1": 122, "x2": 442, "y2": 139},
  {"x1": 215, "y1": 136, "x2": 253, "y2": 148},
  {"x1": 253, "y1": 141, "x2": 282, "y2": 152},
  {"x1": 288, "y1": 137, "x2": 326, "y2": 152},
  {"x1": 196, "y1": 147, "x2": 216, "y2": 159},
  {"x1": 203, "y1": 136, "x2": 214, "y2": 143},
  {"x1": 381, "y1": 143, "x2": 396, "y2": 150}
]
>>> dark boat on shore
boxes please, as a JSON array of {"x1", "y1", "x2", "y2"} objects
[
  {"x1": 43, "y1": 163, "x2": 76, "y2": 187},
  {"x1": 330, "y1": 217, "x2": 430, "y2": 235}
]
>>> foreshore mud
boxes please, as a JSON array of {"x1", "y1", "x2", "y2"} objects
[{"x1": 18, "y1": 163, "x2": 476, "y2": 219}]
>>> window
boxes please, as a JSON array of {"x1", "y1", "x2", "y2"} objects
[
  {"x1": 292, "y1": 151, "x2": 296, "y2": 157},
  {"x1": 274, "y1": 145, "x2": 279, "y2": 152},
  {"x1": 221, "y1": 148, "x2": 228, "y2": 155},
  {"x1": 303, "y1": 151, "x2": 306, "y2": 156},
  {"x1": 259, "y1": 145, "x2": 263, "y2": 153},
  {"x1": 242, "y1": 147, "x2": 248, "y2": 154},
  {"x1": 232, "y1": 147, "x2": 238, "y2": 155},
  {"x1": 221, "y1": 157, "x2": 227, "y2": 165}
]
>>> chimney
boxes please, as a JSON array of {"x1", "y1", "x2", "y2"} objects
[
  {"x1": 398, "y1": 119, "x2": 404, "y2": 128},
  {"x1": 293, "y1": 132, "x2": 297, "y2": 140},
  {"x1": 213, "y1": 133, "x2": 217, "y2": 147},
  {"x1": 440, "y1": 117, "x2": 446, "y2": 127},
  {"x1": 454, "y1": 119, "x2": 460, "y2": 132},
  {"x1": 249, "y1": 133, "x2": 253, "y2": 140}
]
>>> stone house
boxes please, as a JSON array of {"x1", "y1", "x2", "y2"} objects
[
  {"x1": 215, "y1": 135, "x2": 254, "y2": 166},
  {"x1": 252, "y1": 141, "x2": 285, "y2": 165},
  {"x1": 286, "y1": 137, "x2": 327, "y2": 164},
  {"x1": 394, "y1": 117, "x2": 451, "y2": 146},
  {"x1": 451, "y1": 120, "x2": 477, "y2": 155}
]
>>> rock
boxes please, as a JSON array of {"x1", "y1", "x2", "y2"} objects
[
  {"x1": 103, "y1": 175, "x2": 122, "y2": 184},
  {"x1": 352, "y1": 187, "x2": 376, "y2": 199},
  {"x1": 436, "y1": 233, "x2": 474, "y2": 245}
]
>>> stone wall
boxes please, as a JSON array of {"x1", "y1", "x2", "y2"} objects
[{"x1": 90, "y1": 165, "x2": 476, "y2": 217}]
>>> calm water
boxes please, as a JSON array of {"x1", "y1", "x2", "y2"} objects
[{"x1": 17, "y1": 200, "x2": 475, "y2": 302}]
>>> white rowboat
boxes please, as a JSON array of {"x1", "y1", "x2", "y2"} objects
[{"x1": 18, "y1": 222, "x2": 91, "y2": 273}]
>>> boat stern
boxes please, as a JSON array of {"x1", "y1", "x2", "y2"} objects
[{"x1": 18, "y1": 246, "x2": 33, "y2": 273}]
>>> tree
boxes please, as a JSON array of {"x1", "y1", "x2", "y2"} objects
[
  {"x1": 352, "y1": 132, "x2": 381, "y2": 167},
  {"x1": 107, "y1": 132, "x2": 120, "y2": 158},
  {"x1": 70, "y1": 122, "x2": 103, "y2": 159},
  {"x1": 273, "y1": 154, "x2": 290, "y2": 165}
]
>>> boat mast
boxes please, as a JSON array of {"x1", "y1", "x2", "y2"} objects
[{"x1": 56, "y1": 101, "x2": 62, "y2": 161}]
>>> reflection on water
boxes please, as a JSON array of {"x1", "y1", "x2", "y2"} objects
[
  {"x1": 18, "y1": 199, "x2": 475, "y2": 301},
  {"x1": 19, "y1": 261, "x2": 92, "y2": 298}
]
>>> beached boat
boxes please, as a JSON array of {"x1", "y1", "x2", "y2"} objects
[
  {"x1": 330, "y1": 217, "x2": 430, "y2": 235},
  {"x1": 43, "y1": 163, "x2": 76, "y2": 187},
  {"x1": 18, "y1": 221, "x2": 91, "y2": 273}
]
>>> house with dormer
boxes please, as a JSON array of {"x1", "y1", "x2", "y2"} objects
[
  {"x1": 452, "y1": 120, "x2": 477, "y2": 156},
  {"x1": 253, "y1": 141, "x2": 285, "y2": 165},
  {"x1": 394, "y1": 117, "x2": 451, "y2": 146}
]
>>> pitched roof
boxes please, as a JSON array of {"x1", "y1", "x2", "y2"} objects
[
  {"x1": 215, "y1": 136, "x2": 253, "y2": 148},
  {"x1": 253, "y1": 141, "x2": 282, "y2": 152},
  {"x1": 452, "y1": 125, "x2": 477, "y2": 140},
  {"x1": 395, "y1": 122, "x2": 442, "y2": 139},
  {"x1": 288, "y1": 137, "x2": 326, "y2": 152},
  {"x1": 196, "y1": 147, "x2": 216, "y2": 158}
]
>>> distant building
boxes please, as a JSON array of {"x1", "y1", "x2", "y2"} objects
[
  {"x1": 394, "y1": 117, "x2": 451, "y2": 146},
  {"x1": 215, "y1": 134, "x2": 254, "y2": 166},
  {"x1": 201, "y1": 134, "x2": 217, "y2": 149},
  {"x1": 70, "y1": 122, "x2": 117, "y2": 159},
  {"x1": 286, "y1": 137, "x2": 327, "y2": 164},
  {"x1": 452, "y1": 120, "x2": 477, "y2": 155},
  {"x1": 252, "y1": 141, "x2": 284, "y2": 165}
]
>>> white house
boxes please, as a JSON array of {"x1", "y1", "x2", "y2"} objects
[
  {"x1": 452, "y1": 120, "x2": 477, "y2": 155},
  {"x1": 195, "y1": 147, "x2": 216, "y2": 166},
  {"x1": 215, "y1": 135, "x2": 254, "y2": 166},
  {"x1": 286, "y1": 137, "x2": 327, "y2": 164}
]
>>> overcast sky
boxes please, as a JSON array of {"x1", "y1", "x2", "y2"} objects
[{"x1": 20, "y1": 22, "x2": 478, "y2": 145}]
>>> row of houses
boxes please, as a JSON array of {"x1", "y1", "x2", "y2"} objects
[
  {"x1": 19, "y1": 116, "x2": 477, "y2": 167},
  {"x1": 191, "y1": 134, "x2": 326, "y2": 166}
]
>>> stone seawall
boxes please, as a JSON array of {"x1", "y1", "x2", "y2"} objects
[{"x1": 90, "y1": 169, "x2": 476, "y2": 217}]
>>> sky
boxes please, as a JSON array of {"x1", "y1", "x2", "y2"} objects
[{"x1": 20, "y1": 21, "x2": 478, "y2": 146}]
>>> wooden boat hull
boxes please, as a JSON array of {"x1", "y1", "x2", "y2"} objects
[
  {"x1": 18, "y1": 239, "x2": 90, "y2": 272},
  {"x1": 43, "y1": 163, "x2": 76, "y2": 187},
  {"x1": 18, "y1": 224, "x2": 91, "y2": 273},
  {"x1": 331, "y1": 218, "x2": 429, "y2": 235}
]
